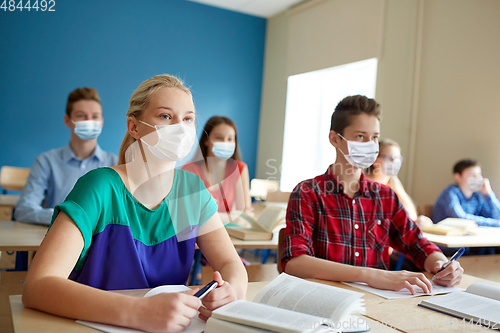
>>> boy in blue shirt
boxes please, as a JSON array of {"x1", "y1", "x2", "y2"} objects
[
  {"x1": 15, "y1": 88, "x2": 117, "y2": 225},
  {"x1": 432, "y1": 159, "x2": 500, "y2": 227}
]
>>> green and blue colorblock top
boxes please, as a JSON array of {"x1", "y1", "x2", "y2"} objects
[{"x1": 51, "y1": 167, "x2": 217, "y2": 290}]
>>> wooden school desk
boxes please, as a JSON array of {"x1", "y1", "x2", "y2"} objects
[
  {"x1": 9, "y1": 279, "x2": 399, "y2": 333},
  {"x1": 0, "y1": 195, "x2": 20, "y2": 221},
  {"x1": 0, "y1": 220, "x2": 277, "y2": 253},
  {"x1": 9, "y1": 273, "x2": 498, "y2": 333},
  {"x1": 0, "y1": 222, "x2": 47, "y2": 254},
  {"x1": 423, "y1": 227, "x2": 500, "y2": 248}
]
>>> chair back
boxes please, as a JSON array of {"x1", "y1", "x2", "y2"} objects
[
  {"x1": 417, "y1": 204, "x2": 433, "y2": 217},
  {"x1": 0, "y1": 166, "x2": 30, "y2": 193},
  {"x1": 277, "y1": 227, "x2": 286, "y2": 273},
  {"x1": 266, "y1": 190, "x2": 291, "y2": 203}
]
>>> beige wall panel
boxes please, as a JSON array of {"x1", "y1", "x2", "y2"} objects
[
  {"x1": 412, "y1": 0, "x2": 500, "y2": 205},
  {"x1": 375, "y1": 0, "x2": 418, "y2": 187},
  {"x1": 256, "y1": 12, "x2": 289, "y2": 179},
  {"x1": 286, "y1": 0, "x2": 385, "y2": 76},
  {"x1": 257, "y1": 0, "x2": 385, "y2": 181}
]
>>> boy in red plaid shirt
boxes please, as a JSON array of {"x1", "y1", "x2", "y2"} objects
[{"x1": 281, "y1": 95, "x2": 463, "y2": 294}]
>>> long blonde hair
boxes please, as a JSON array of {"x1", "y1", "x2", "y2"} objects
[{"x1": 117, "y1": 74, "x2": 192, "y2": 165}]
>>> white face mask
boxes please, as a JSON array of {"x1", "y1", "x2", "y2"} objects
[
  {"x1": 212, "y1": 141, "x2": 235, "y2": 159},
  {"x1": 467, "y1": 176, "x2": 484, "y2": 192},
  {"x1": 382, "y1": 159, "x2": 402, "y2": 177},
  {"x1": 73, "y1": 120, "x2": 102, "y2": 140},
  {"x1": 337, "y1": 133, "x2": 379, "y2": 169},
  {"x1": 139, "y1": 121, "x2": 196, "y2": 162}
]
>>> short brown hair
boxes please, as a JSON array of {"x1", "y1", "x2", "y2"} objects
[
  {"x1": 453, "y1": 159, "x2": 478, "y2": 175},
  {"x1": 330, "y1": 95, "x2": 381, "y2": 135},
  {"x1": 66, "y1": 87, "x2": 101, "y2": 117}
]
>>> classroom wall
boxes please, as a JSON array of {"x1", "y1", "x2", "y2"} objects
[
  {"x1": 257, "y1": 0, "x2": 500, "y2": 206},
  {"x1": 0, "y1": 0, "x2": 266, "y2": 179},
  {"x1": 410, "y1": 0, "x2": 500, "y2": 205},
  {"x1": 257, "y1": 0, "x2": 385, "y2": 182}
]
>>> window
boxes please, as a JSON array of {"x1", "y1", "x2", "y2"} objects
[{"x1": 280, "y1": 58, "x2": 378, "y2": 192}]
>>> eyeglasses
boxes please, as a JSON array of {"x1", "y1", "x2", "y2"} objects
[{"x1": 379, "y1": 154, "x2": 403, "y2": 163}]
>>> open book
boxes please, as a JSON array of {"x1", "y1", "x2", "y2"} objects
[
  {"x1": 419, "y1": 282, "x2": 500, "y2": 329},
  {"x1": 226, "y1": 205, "x2": 286, "y2": 240},
  {"x1": 421, "y1": 218, "x2": 478, "y2": 236},
  {"x1": 205, "y1": 273, "x2": 367, "y2": 333}
]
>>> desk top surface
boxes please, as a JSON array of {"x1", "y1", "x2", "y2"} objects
[
  {"x1": 424, "y1": 227, "x2": 500, "y2": 247},
  {"x1": 0, "y1": 195, "x2": 20, "y2": 206},
  {"x1": 10, "y1": 274, "x2": 498, "y2": 333},
  {"x1": 0, "y1": 222, "x2": 47, "y2": 251},
  {"x1": 0, "y1": 221, "x2": 277, "y2": 252}
]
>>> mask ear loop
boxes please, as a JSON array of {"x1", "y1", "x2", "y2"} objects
[
  {"x1": 133, "y1": 119, "x2": 156, "y2": 180},
  {"x1": 335, "y1": 133, "x2": 350, "y2": 157},
  {"x1": 139, "y1": 120, "x2": 156, "y2": 129}
]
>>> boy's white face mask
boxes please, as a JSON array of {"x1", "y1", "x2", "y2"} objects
[
  {"x1": 139, "y1": 121, "x2": 196, "y2": 162},
  {"x1": 467, "y1": 176, "x2": 484, "y2": 192},
  {"x1": 337, "y1": 133, "x2": 379, "y2": 169},
  {"x1": 72, "y1": 120, "x2": 102, "y2": 140}
]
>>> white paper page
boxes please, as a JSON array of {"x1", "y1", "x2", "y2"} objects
[
  {"x1": 466, "y1": 282, "x2": 500, "y2": 301},
  {"x1": 76, "y1": 285, "x2": 205, "y2": 333},
  {"x1": 253, "y1": 273, "x2": 364, "y2": 328},
  {"x1": 343, "y1": 282, "x2": 464, "y2": 299},
  {"x1": 77, "y1": 318, "x2": 205, "y2": 333},
  {"x1": 143, "y1": 285, "x2": 190, "y2": 297}
]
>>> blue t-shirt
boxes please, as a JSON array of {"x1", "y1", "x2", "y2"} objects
[
  {"x1": 52, "y1": 167, "x2": 217, "y2": 290},
  {"x1": 15, "y1": 144, "x2": 117, "y2": 224},
  {"x1": 432, "y1": 185, "x2": 500, "y2": 227}
]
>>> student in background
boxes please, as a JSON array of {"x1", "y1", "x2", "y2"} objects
[
  {"x1": 22, "y1": 74, "x2": 247, "y2": 332},
  {"x1": 182, "y1": 116, "x2": 253, "y2": 224},
  {"x1": 281, "y1": 95, "x2": 463, "y2": 294},
  {"x1": 365, "y1": 138, "x2": 433, "y2": 228},
  {"x1": 15, "y1": 88, "x2": 117, "y2": 225},
  {"x1": 432, "y1": 159, "x2": 500, "y2": 227}
]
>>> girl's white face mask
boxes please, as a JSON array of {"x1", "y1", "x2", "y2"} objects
[
  {"x1": 382, "y1": 159, "x2": 402, "y2": 177},
  {"x1": 139, "y1": 121, "x2": 196, "y2": 162},
  {"x1": 212, "y1": 141, "x2": 235, "y2": 159},
  {"x1": 337, "y1": 133, "x2": 379, "y2": 169}
]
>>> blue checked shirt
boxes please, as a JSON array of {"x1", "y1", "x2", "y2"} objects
[
  {"x1": 432, "y1": 185, "x2": 500, "y2": 227},
  {"x1": 14, "y1": 144, "x2": 117, "y2": 225}
]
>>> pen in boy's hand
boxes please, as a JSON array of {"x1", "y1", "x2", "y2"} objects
[{"x1": 432, "y1": 247, "x2": 465, "y2": 281}]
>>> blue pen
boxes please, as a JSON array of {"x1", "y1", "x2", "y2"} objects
[{"x1": 432, "y1": 247, "x2": 465, "y2": 281}]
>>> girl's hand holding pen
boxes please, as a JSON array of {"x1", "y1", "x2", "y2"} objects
[{"x1": 198, "y1": 271, "x2": 239, "y2": 321}]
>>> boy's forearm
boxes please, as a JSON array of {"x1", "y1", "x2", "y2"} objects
[
  {"x1": 423, "y1": 251, "x2": 448, "y2": 273},
  {"x1": 284, "y1": 255, "x2": 372, "y2": 283}
]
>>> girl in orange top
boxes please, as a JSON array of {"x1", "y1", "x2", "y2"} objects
[{"x1": 182, "y1": 116, "x2": 253, "y2": 224}]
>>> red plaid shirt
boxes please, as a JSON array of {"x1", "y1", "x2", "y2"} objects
[{"x1": 281, "y1": 166, "x2": 440, "y2": 272}]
